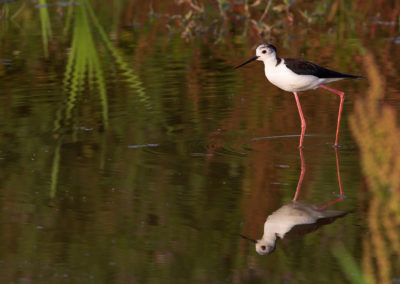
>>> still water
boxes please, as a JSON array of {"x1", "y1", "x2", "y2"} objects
[{"x1": 0, "y1": 0, "x2": 399, "y2": 283}]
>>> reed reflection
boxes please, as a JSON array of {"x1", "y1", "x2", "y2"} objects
[{"x1": 241, "y1": 148, "x2": 350, "y2": 255}]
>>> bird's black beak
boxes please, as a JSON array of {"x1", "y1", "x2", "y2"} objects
[
  {"x1": 234, "y1": 56, "x2": 259, "y2": 69},
  {"x1": 239, "y1": 234, "x2": 257, "y2": 243}
]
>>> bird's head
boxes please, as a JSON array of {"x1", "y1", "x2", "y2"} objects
[
  {"x1": 255, "y1": 44, "x2": 278, "y2": 61},
  {"x1": 234, "y1": 44, "x2": 278, "y2": 69},
  {"x1": 239, "y1": 233, "x2": 277, "y2": 255},
  {"x1": 255, "y1": 238, "x2": 277, "y2": 255}
]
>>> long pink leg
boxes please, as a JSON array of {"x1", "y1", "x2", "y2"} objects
[
  {"x1": 319, "y1": 85, "x2": 345, "y2": 147},
  {"x1": 293, "y1": 147, "x2": 306, "y2": 201},
  {"x1": 293, "y1": 92, "x2": 306, "y2": 148}
]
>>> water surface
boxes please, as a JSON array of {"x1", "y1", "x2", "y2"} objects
[{"x1": 0, "y1": 1, "x2": 399, "y2": 283}]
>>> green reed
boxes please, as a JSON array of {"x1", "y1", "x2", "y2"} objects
[
  {"x1": 50, "y1": 138, "x2": 62, "y2": 198},
  {"x1": 50, "y1": 0, "x2": 151, "y2": 197},
  {"x1": 38, "y1": 0, "x2": 52, "y2": 58},
  {"x1": 333, "y1": 244, "x2": 371, "y2": 284},
  {"x1": 85, "y1": 3, "x2": 149, "y2": 108},
  {"x1": 63, "y1": 2, "x2": 108, "y2": 128}
]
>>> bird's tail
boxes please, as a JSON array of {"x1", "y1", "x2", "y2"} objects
[
  {"x1": 320, "y1": 209, "x2": 351, "y2": 218},
  {"x1": 341, "y1": 74, "x2": 365, "y2": 79}
]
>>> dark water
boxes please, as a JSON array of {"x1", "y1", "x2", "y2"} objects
[{"x1": 0, "y1": 1, "x2": 399, "y2": 283}]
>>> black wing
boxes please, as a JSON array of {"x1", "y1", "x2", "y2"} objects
[
  {"x1": 284, "y1": 58, "x2": 363, "y2": 79},
  {"x1": 284, "y1": 212, "x2": 350, "y2": 239}
]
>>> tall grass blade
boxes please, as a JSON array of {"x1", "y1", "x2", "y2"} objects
[{"x1": 38, "y1": 0, "x2": 52, "y2": 58}]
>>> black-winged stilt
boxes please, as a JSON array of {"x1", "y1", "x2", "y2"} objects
[
  {"x1": 235, "y1": 44, "x2": 363, "y2": 148},
  {"x1": 240, "y1": 200, "x2": 349, "y2": 255}
]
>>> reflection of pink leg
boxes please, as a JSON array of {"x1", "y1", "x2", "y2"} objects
[
  {"x1": 319, "y1": 85, "x2": 344, "y2": 147},
  {"x1": 335, "y1": 148, "x2": 344, "y2": 196},
  {"x1": 293, "y1": 148, "x2": 305, "y2": 201},
  {"x1": 318, "y1": 148, "x2": 344, "y2": 210},
  {"x1": 293, "y1": 92, "x2": 306, "y2": 148},
  {"x1": 318, "y1": 197, "x2": 344, "y2": 210}
]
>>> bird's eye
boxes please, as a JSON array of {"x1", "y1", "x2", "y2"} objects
[
  {"x1": 261, "y1": 245, "x2": 266, "y2": 250},
  {"x1": 262, "y1": 50, "x2": 267, "y2": 54}
]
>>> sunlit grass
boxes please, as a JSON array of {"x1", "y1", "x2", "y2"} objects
[{"x1": 349, "y1": 52, "x2": 400, "y2": 284}]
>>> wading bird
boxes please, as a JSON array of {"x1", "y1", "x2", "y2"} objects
[{"x1": 235, "y1": 44, "x2": 363, "y2": 148}]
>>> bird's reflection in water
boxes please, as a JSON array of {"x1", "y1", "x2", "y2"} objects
[{"x1": 241, "y1": 148, "x2": 350, "y2": 255}]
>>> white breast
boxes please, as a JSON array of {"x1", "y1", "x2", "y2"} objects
[
  {"x1": 264, "y1": 59, "x2": 334, "y2": 92},
  {"x1": 263, "y1": 201, "x2": 322, "y2": 237}
]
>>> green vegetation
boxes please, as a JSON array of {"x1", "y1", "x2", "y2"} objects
[{"x1": 38, "y1": 0, "x2": 52, "y2": 57}]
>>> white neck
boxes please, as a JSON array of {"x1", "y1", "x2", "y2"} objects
[
  {"x1": 263, "y1": 56, "x2": 280, "y2": 68},
  {"x1": 259, "y1": 229, "x2": 278, "y2": 244}
]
